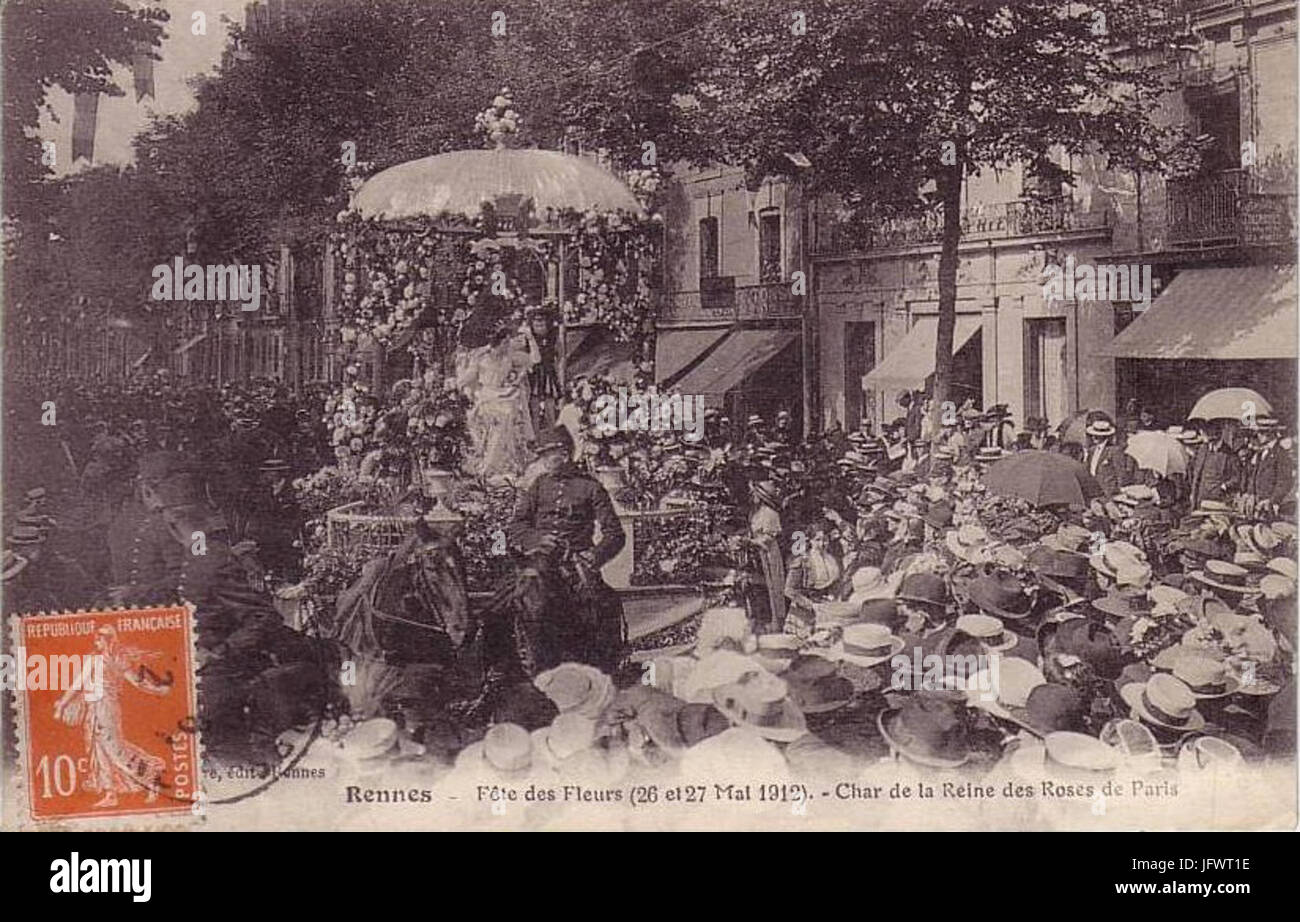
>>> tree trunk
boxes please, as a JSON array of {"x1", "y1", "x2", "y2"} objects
[{"x1": 930, "y1": 145, "x2": 964, "y2": 437}]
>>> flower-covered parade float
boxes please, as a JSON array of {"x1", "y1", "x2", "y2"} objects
[{"x1": 294, "y1": 91, "x2": 736, "y2": 680}]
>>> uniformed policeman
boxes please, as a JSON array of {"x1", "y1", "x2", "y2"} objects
[{"x1": 502, "y1": 425, "x2": 626, "y2": 675}]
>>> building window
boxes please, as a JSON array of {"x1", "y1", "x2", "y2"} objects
[
  {"x1": 1186, "y1": 83, "x2": 1241, "y2": 175},
  {"x1": 699, "y1": 216, "x2": 719, "y2": 280},
  {"x1": 759, "y1": 210, "x2": 782, "y2": 283}
]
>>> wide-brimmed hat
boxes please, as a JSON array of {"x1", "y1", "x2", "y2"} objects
[
  {"x1": 1114, "y1": 484, "x2": 1157, "y2": 506},
  {"x1": 966, "y1": 657, "x2": 1046, "y2": 718},
  {"x1": 677, "y1": 650, "x2": 764, "y2": 704},
  {"x1": 712, "y1": 671, "x2": 807, "y2": 742},
  {"x1": 534, "y1": 663, "x2": 615, "y2": 718},
  {"x1": 455, "y1": 722, "x2": 535, "y2": 776},
  {"x1": 1085, "y1": 419, "x2": 1116, "y2": 438},
  {"x1": 1121, "y1": 674, "x2": 1205, "y2": 732},
  {"x1": 1189, "y1": 500, "x2": 1238, "y2": 518},
  {"x1": 1040, "y1": 523, "x2": 1095, "y2": 557},
  {"x1": 531, "y1": 712, "x2": 598, "y2": 765},
  {"x1": 1089, "y1": 540, "x2": 1152, "y2": 587},
  {"x1": 833, "y1": 623, "x2": 906, "y2": 667},
  {"x1": 974, "y1": 446, "x2": 1006, "y2": 463},
  {"x1": 845, "y1": 566, "x2": 896, "y2": 603},
  {"x1": 1028, "y1": 545, "x2": 1091, "y2": 584},
  {"x1": 639, "y1": 698, "x2": 731, "y2": 754},
  {"x1": 1044, "y1": 617, "x2": 1125, "y2": 680},
  {"x1": 1091, "y1": 590, "x2": 1157, "y2": 621},
  {"x1": 259, "y1": 458, "x2": 291, "y2": 474},
  {"x1": 1190, "y1": 559, "x2": 1260, "y2": 596},
  {"x1": 856, "y1": 597, "x2": 908, "y2": 633},
  {"x1": 1165, "y1": 649, "x2": 1241, "y2": 699},
  {"x1": 946, "y1": 523, "x2": 993, "y2": 563},
  {"x1": 1267, "y1": 557, "x2": 1298, "y2": 580},
  {"x1": 877, "y1": 695, "x2": 971, "y2": 768},
  {"x1": 953, "y1": 613, "x2": 1017, "y2": 653},
  {"x1": 1176, "y1": 736, "x2": 1246, "y2": 775},
  {"x1": 1044, "y1": 731, "x2": 1122, "y2": 772},
  {"x1": 787, "y1": 673, "x2": 855, "y2": 714},
  {"x1": 896, "y1": 572, "x2": 950, "y2": 612},
  {"x1": 962, "y1": 572, "x2": 1032, "y2": 620},
  {"x1": 2, "y1": 550, "x2": 28, "y2": 581}
]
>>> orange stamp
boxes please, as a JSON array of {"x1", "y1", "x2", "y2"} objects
[{"x1": 8, "y1": 606, "x2": 200, "y2": 825}]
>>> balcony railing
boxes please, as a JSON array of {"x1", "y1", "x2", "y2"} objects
[
  {"x1": 659, "y1": 281, "x2": 802, "y2": 324},
  {"x1": 812, "y1": 199, "x2": 1112, "y2": 255},
  {"x1": 1166, "y1": 169, "x2": 1296, "y2": 248}
]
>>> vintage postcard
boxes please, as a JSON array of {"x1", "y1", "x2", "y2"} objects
[{"x1": 1, "y1": 0, "x2": 1296, "y2": 832}]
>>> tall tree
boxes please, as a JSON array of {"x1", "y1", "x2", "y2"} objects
[
  {"x1": 695, "y1": 0, "x2": 1195, "y2": 431},
  {"x1": 1, "y1": 0, "x2": 167, "y2": 219}
]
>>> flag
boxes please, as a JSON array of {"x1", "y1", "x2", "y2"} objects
[
  {"x1": 71, "y1": 93, "x2": 99, "y2": 163},
  {"x1": 132, "y1": 43, "x2": 155, "y2": 101}
]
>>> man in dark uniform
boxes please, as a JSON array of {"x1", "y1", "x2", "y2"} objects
[{"x1": 498, "y1": 425, "x2": 626, "y2": 676}]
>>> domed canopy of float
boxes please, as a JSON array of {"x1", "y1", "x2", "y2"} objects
[
  {"x1": 351, "y1": 88, "x2": 644, "y2": 225},
  {"x1": 352, "y1": 148, "x2": 644, "y2": 222}
]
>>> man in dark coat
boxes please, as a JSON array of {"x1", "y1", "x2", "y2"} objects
[
  {"x1": 1189, "y1": 420, "x2": 1241, "y2": 508},
  {"x1": 497, "y1": 425, "x2": 627, "y2": 675},
  {"x1": 1084, "y1": 412, "x2": 1131, "y2": 497},
  {"x1": 1244, "y1": 416, "x2": 1296, "y2": 513}
]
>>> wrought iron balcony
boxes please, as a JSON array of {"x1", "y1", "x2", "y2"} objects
[
  {"x1": 1165, "y1": 169, "x2": 1296, "y2": 248},
  {"x1": 659, "y1": 280, "x2": 802, "y2": 324},
  {"x1": 811, "y1": 199, "x2": 1112, "y2": 255}
]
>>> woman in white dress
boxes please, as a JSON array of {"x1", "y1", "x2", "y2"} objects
[{"x1": 456, "y1": 325, "x2": 539, "y2": 484}]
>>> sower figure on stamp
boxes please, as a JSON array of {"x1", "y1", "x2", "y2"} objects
[{"x1": 488, "y1": 425, "x2": 626, "y2": 678}]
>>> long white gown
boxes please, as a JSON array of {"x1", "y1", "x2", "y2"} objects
[{"x1": 456, "y1": 336, "x2": 537, "y2": 482}]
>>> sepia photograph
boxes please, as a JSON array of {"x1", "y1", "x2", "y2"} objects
[{"x1": 1, "y1": 0, "x2": 1296, "y2": 836}]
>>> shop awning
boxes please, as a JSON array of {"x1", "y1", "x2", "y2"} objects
[
  {"x1": 655, "y1": 329, "x2": 729, "y2": 384},
  {"x1": 1104, "y1": 266, "x2": 1297, "y2": 360},
  {"x1": 862, "y1": 314, "x2": 982, "y2": 391},
  {"x1": 173, "y1": 333, "x2": 207, "y2": 355},
  {"x1": 671, "y1": 329, "x2": 799, "y2": 397}
]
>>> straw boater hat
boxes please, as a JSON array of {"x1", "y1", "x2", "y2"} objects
[
  {"x1": 711, "y1": 670, "x2": 807, "y2": 742},
  {"x1": 1120, "y1": 673, "x2": 1206, "y2": 732},
  {"x1": 1190, "y1": 560, "x2": 1261, "y2": 597},
  {"x1": 953, "y1": 613, "x2": 1017, "y2": 653},
  {"x1": 1085, "y1": 414, "x2": 1116, "y2": 438},
  {"x1": 877, "y1": 694, "x2": 971, "y2": 768},
  {"x1": 455, "y1": 722, "x2": 534, "y2": 776},
  {"x1": 1089, "y1": 540, "x2": 1152, "y2": 587},
  {"x1": 1164, "y1": 649, "x2": 1241, "y2": 699},
  {"x1": 833, "y1": 622, "x2": 906, "y2": 667},
  {"x1": 534, "y1": 663, "x2": 615, "y2": 719},
  {"x1": 1044, "y1": 731, "x2": 1123, "y2": 772},
  {"x1": 975, "y1": 446, "x2": 1006, "y2": 463}
]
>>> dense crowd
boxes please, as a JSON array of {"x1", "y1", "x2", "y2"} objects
[{"x1": 4, "y1": 369, "x2": 1296, "y2": 785}]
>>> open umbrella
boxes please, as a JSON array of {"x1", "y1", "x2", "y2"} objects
[
  {"x1": 1188, "y1": 388, "x2": 1272, "y2": 422},
  {"x1": 982, "y1": 450, "x2": 1103, "y2": 508},
  {"x1": 1124, "y1": 430, "x2": 1188, "y2": 477}
]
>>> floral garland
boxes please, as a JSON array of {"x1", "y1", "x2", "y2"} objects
[{"x1": 559, "y1": 209, "x2": 659, "y2": 343}]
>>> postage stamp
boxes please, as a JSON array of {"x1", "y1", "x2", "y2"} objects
[{"x1": 7, "y1": 606, "x2": 200, "y2": 826}]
